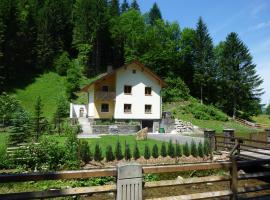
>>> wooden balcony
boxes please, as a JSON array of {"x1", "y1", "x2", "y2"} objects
[{"x1": 95, "y1": 91, "x2": 116, "y2": 100}]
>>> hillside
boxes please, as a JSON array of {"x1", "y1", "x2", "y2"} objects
[
  {"x1": 12, "y1": 72, "x2": 66, "y2": 120},
  {"x1": 164, "y1": 99, "x2": 260, "y2": 135}
]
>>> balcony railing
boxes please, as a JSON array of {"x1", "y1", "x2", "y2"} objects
[{"x1": 95, "y1": 91, "x2": 116, "y2": 100}]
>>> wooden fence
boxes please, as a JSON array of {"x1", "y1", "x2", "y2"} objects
[{"x1": 1, "y1": 157, "x2": 270, "y2": 199}]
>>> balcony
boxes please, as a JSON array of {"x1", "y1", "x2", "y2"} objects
[{"x1": 95, "y1": 91, "x2": 116, "y2": 101}]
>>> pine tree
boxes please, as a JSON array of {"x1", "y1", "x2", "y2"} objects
[
  {"x1": 106, "y1": 145, "x2": 115, "y2": 161},
  {"x1": 33, "y1": 96, "x2": 45, "y2": 141},
  {"x1": 115, "y1": 140, "x2": 123, "y2": 160},
  {"x1": 121, "y1": 0, "x2": 129, "y2": 13},
  {"x1": 144, "y1": 144, "x2": 151, "y2": 160},
  {"x1": 218, "y1": 32, "x2": 263, "y2": 117},
  {"x1": 130, "y1": 0, "x2": 140, "y2": 11},
  {"x1": 79, "y1": 140, "x2": 92, "y2": 163},
  {"x1": 193, "y1": 17, "x2": 215, "y2": 104},
  {"x1": 149, "y1": 2, "x2": 162, "y2": 25},
  {"x1": 53, "y1": 95, "x2": 69, "y2": 134},
  {"x1": 198, "y1": 141, "x2": 204, "y2": 158},
  {"x1": 109, "y1": 0, "x2": 120, "y2": 16},
  {"x1": 94, "y1": 143, "x2": 103, "y2": 161},
  {"x1": 183, "y1": 142, "x2": 190, "y2": 157},
  {"x1": 175, "y1": 141, "x2": 182, "y2": 157},
  {"x1": 152, "y1": 144, "x2": 159, "y2": 159},
  {"x1": 0, "y1": 19, "x2": 5, "y2": 92},
  {"x1": 124, "y1": 142, "x2": 131, "y2": 160},
  {"x1": 66, "y1": 61, "x2": 81, "y2": 100},
  {"x1": 161, "y1": 142, "x2": 167, "y2": 157},
  {"x1": 133, "y1": 142, "x2": 140, "y2": 160},
  {"x1": 204, "y1": 139, "x2": 210, "y2": 156},
  {"x1": 190, "y1": 140, "x2": 198, "y2": 157},
  {"x1": 167, "y1": 140, "x2": 175, "y2": 158}
]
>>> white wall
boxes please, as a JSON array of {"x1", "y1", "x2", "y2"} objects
[
  {"x1": 70, "y1": 104, "x2": 87, "y2": 118},
  {"x1": 88, "y1": 90, "x2": 95, "y2": 117},
  {"x1": 114, "y1": 64, "x2": 162, "y2": 120}
]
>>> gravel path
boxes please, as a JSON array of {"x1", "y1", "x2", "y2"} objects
[{"x1": 148, "y1": 133, "x2": 204, "y2": 145}]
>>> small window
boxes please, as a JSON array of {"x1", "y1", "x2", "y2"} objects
[
  {"x1": 145, "y1": 105, "x2": 152, "y2": 114},
  {"x1": 124, "y1": 104, "x2": 132, "y2": 113},
  {"x1": 101, "y1": 103, "x2": 109, "y2": 112},
  {"x1": 102, "y1": 85, "x2": 109, "y2": 92},
  {"x1": 124, "y1": 85, "x2": 132, "y2": 94},
  {"x1": 145, "y1": 87, "x2": 152, "y2": 95},
  {"x1": 132, "y1": 69, "x2": 136, "y2": 74}
]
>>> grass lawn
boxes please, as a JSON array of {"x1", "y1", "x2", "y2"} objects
[
  {"x1": 12, "y1": 72, "x2": 66, "y2": 120},
  {"x1": 48, "y1": 134, "x2": 169, "y2": 156},
  {"x1": 252, "y1": 114, "x2": 270, "y2": 127}
]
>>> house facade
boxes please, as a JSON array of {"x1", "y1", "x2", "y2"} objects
[{"x1": 70, "y1": 61, "x2": 166, "y2": 132}]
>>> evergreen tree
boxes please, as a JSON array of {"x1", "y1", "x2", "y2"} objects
[
  {"x1": 175, "y1": 141, "x2": 182, "y2": 157},
  {"x1": 193, "y1": 17, "x2": 215, "y2": 104},
  {"x1": 79, "y1": 140, "x2": 92, "y2": 163},
  {"x1": 66, "y1": 61, "x2": 81, "y2": 100},
  {"x1": 54, "y1": 51, "x2": 71, "y2": 76},
  {"x1": 121, "y1": 0, "x2": 129, "y2": 13},
  {"x1": 115, "y1": 140, "x2": 123, "y2": 160},
  {"x1": 217, "y1": 32, "x2": 263, "y2": 117},
  {"x1": 266, "y1": 104, "x2": 270, "y2": 115},
  {"x1": 167, "y1": 139, "x2": 175, "y2": 158},
  {"x1": 190, "y1": 140, "x2": 198, "y2": 157},
  {"x1": 33, "y1": 96, "x2": 45, "y2": 141},
  {"x1": 53, "y1": 95, "x2": 69, "y2": 134},
  {"x1": 161, "y1": 142, "x2": 167, "y2": 157},
  {"x1": 198, "y1": 141, "x2": 204, "y2": 158},
  {"x1": 204, "y1": 139, "x2": 210, "y2": 156},
  {"x1": 183, "y1": 142, "x2": 190, "y2": 157},
  {"x1": 94, "y1": 143, "x2": 103, "y2": 161},
  {"x1": 149, "y1": 2, "x2": 162, "y2": 25},
  {"x1": 152, "y1": 144, "x2": 159, "y2": 159},
  {"x1": 124, "y1": 142, "x2": 131, "y2": 160},
  {"x1": 144, "y1": 144, "x2": 151, "y2": 160},
  {"x1": 133, "y1": 142, "x2": 140, "y2": 160},
  {"x1": 109, "y1": 0, "x2": 120, "y2": 16},
  {"x1": 0, "y1": 19, "x2": 4, "y2": 92},
  {"x1": 130, "y1": 0, "x2": 140, "y2": 11},
  {"x1": 106, "y1": 145, "x2": 115, "y2": 161}
]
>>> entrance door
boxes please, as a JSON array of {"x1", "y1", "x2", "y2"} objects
[
  {"x1": 141, "y1": 120, "x2": 153, "y2": 132},
  {"x1": 79, "y1": 108, "x2": 84, "y2": 117}
]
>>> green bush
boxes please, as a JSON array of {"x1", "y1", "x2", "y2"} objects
[
  {"x1": 133, "y1": 142, "x2": 140, "y2": 160},
  {"x1": 124, "y1": 143, "x2": 131, "y2": 160},
  {"x1": 115, "y1": 140, "x2": 123, "y2": 160},
  {"x1": 161, "y1": 142, "x2": 167, "y2": 157},
  {"x1": 144, "y1": 144, "x2": 151, "y2": 160},
  {"x1": 167, "y1": 140, "x2": 175, "y2": 158},
  {"x1": 105, "y1": 145, "x2": 115, "y2": 162},
  {"x1": 152, "y1": 144, "x2": 159, "y2": 158},
  {"x1": 64, "y1": 130, "x2": 80, "y2": 169},
  {"x1": 198, "y1": 141, "x2": 204, "y2": 158},
  {"x1": 183, "y1": 142, "x2": 190, "y2": 157},
  {"x1": 94, "y1": 143, "x2": 103, "y2": 161},
  {"x1": 79, "y1": 140, "x2": 92, "y2": 163},
  {"x1": 175, "y1": 141, "x2": 182, "y2": 157},
  {"x1": 204, "y1": 139, "x2": 210, "y2": 156},
  {"x1": 54, "y1": 51, "x2": 71, "y2": 76},
  {"x1": 190, "y1": 140, "x2": 198, "y2": 157}
]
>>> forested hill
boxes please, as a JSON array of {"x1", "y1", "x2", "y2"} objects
[{"x1": 0, "y1": 0, "x2": 263, "y2": 118}]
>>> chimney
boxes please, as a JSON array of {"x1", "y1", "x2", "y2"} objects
[{"x1": 107, "y1": 65, "x2": 113, "y2": 73}]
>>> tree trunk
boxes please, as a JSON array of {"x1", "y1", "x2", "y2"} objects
[{"x1": 200, "y1": 85, "x2": 203, "y2": 104}]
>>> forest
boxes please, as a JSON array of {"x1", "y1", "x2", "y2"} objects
[{"x1": 0, "y1": 0, "x2": 264, "y2": 118}]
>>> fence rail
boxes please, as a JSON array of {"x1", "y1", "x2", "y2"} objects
[{"x1": 1, "y1": 158, "x2": 270, "y2": 200}]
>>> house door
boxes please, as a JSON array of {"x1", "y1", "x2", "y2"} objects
[
  {"x1": 79, "y1": 108, "x2": 84, "y2": 117},
  {"x1": 142, "y1": 120, "x2": 153, "y2": 133}
]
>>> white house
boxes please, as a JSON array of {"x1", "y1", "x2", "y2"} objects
[{"x1": 70, "y1": 61, "x2": 166, "y2": 132}]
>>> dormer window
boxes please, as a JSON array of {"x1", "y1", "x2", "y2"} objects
[
  {"x1": 124, "y1": 85, "x2": 132, "y2": 95},
  {"x1": 145, "y1": 87, "x2": 152, "y2": 95},
  {"x1": 102, "y1": 85, "x2": 109, "y2": 92}
]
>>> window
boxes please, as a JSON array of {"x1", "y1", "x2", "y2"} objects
[
  {"x1": 145, "y1": 87, "x2": 152, "y2": 95},
  {"x1": 102, "y1": 85, "x2": 109, "y2": 92},
  {"x1": 124, "y1": 85, "x2": 132, "y2": 94},
  {"x1": 132, "y1": 69, "x2": 136, "y2": 74},
  {"x1": 101, "y1": 103, "x2": 109, "y2": 112},
  {"x1": 145, "y1": 104, "x2": 152, "y2": 114},
  {"x1": 124, "y1": 104, "x2": 132, "y2": 113}
]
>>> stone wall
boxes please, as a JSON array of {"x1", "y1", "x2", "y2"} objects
[{"x1": 92, "y1": 125, "x2": 140, "y2": 134}]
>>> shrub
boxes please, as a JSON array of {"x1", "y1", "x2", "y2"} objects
[
  {"x1": 79, "y1": 140, "x2": 92, "y2": 163},
  {"x1": 54, "y1": 51, "x2": 71, "y2": 76},
  {"x1": 168, "y1": 140, "x2": 175, "y2": 158},
  {"x1": 198, "y1": 141, "x2": 204, "y2": 158},
  {"x1": 175, "y1": 141, "x2": 182, "y2": 157},
  {"x1": 124, "y1": 143, "x2": 131, "y2": 160},
  {"x1": 94, "y1": 144, "x2": 103, "y2": 161},
  {"x1": 161, "y1": 142, "x2": 167, "y2": 157},
  {"x1": 152, "y1": 144, "x2": 159, "y2": 159},
  {"x1": 105, "y1": 145, "x2": 115, "y2": 162},
  {"x1": 65, "y1": 130, "x2": 80, "y2": 169},
  {"x1": 204, "y1": 139, "x2": 210, "y2": 156},
  {"x1": 183, "y1": 142, "x2": 190, "y2": 157},
  {"x1": 190, "y1": 140, "x2": 198, "y2": 157},
  {"x1": 144, "y1": 144, "x2": 151, "y2": 160},
  {"x1": 133, "y1": 142, "x2": 140, "y2": 160},
  {"x1": 115, "y1": 140, "x2": 123, "y2": 160}
]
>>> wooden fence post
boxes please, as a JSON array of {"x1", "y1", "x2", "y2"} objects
[
  {"x1": 204, "y1": 129, "x2": 216, "y2": 152},
  {"x1": 117, "y1": 163, "x2": 143, "y2": 200},
  {"x1": 223, "y1": 129, "x2": 235, "y2": 149},
  {"x1": 230, "y1": 156, "x2": 238, "y2": 200}
]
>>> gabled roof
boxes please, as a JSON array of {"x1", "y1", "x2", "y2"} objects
[{"x1": 81, "y1": 60, "x2": 167, "y2": 93}]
